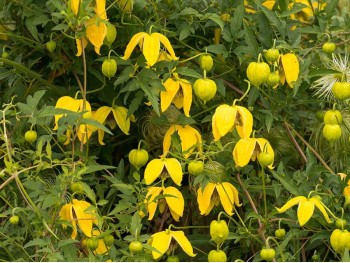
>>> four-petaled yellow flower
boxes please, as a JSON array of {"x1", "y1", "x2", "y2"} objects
[
  {"x1": 144, "y1": 186, "x2": 184, "y2": 221},
  {"x1": 276, "y1": 196, "x2": 332, "y2": 226},
  {"x1": 233, "y1": 137, "x2": 275, "y2": 169},
  {"x1": 197, "y1": 182, "x2": 241, "y2": 216},
  {"x1": 122, "y1": 31, "x2": 178, "y2": 66},
  {"x1": 93, "y1": 106, "x2": 135, "y2": 145},
  {"x1": 212, "y1": 104, "x2": 253, "y2": 141},
  {"x1": 72, "y1": 0, "x2": 108, "y2": 56},
  {"x1": 163, "y1": 124, "x2": 202, "y2": 159},
  {"x1": 150, "y1": 229, "x2": 196, "y2": 259},
  {"x1": 160, "y1": 73, "x2": 192, "y2": 117},
  {"x1": 144, "y1": 157, "x2": 183, "y2": 186},
  {"x1": 280, "y1": 53, "x2": 299, "y2": 88},
  {"x1": 59, "y1": 199, "x2": 97, "y2": 239}
]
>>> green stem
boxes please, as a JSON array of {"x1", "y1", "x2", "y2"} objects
[
  {"x1": 266, "y1": 236, "x2": 286, "y2": 262},
  {"x1": 233, "y1": 80, "x2": 251, "y2": 105},
  {"x1": 168, "y1": 224, "x2": 210, "y2": 231}
]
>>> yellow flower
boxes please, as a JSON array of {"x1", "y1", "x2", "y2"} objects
[
  {"x1": 212, "y1": 104, "x2": 253, "y2": 141},
  {"x1": 92, "y1": 230, "x2": 109, "y2": 256},
  {"x1": 163, "y1": 124, "x2": 202, "y2": 158},
  {"x1": 75, "y1": 0, "x2": 108, "y2": 56},
  {"x1": 122, "y1": 32, "x2": 178, "y2": 66},
  {"x1": 59, "y1": 199, "x2": 97, "y2": 239},
  {"x1": 197, "y1": 182, "x2": 241, "y2": 216},
  {"x1": 343, "y1": 180, "x2": 350, "y2": 207},
  {"x1": 232, "y1": 137, "x2": 275, "y2": 169},
  {"x1": 144, "y1": 186, "x2": 184, "y2": 221},
  {"x1": 280, "y1": 53, "x2": 299, "y2": 88},
  {"x1": 276, "y1": 196, "x2": 332, "y2": 226},
  {"x1": 160, "y1": 73, "x2": 192, "y2": 117},
  {"x1": 150, "y1": 229, "x2": 196, "y2": 259},
  {"x1": 144, "y1": 157, "x2": 183, "y2": 186},
  {"x1": 93, "y1": 106, "x2": 135, "y2": 145}
]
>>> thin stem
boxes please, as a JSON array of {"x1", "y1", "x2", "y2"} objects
[
  {"x1": 283, "y1": 120, "x2": 307, "y2": 164},
  {"x1": 261, "y1": 168, "x2": 268, "y2": 222}
]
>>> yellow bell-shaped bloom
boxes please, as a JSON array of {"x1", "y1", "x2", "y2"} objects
[
  {"x1": 232, "y1": 137, "x2": 275, "y2": 169},
  {"x1": 150, "y1": 229, "x2": 196, "y2": 259},
  {"x1": 212, "y1": 104, "x2": 253, "y2": 141},
  {"x1": 144, "y1": 186, "x2": 184, "y2": 221},
  {"x1": 343, "y1": 180, "x2": 350, "y2": 207},
  {"x1": 93, "y1": 106, "x2": 135, "y2": 145},
  {"x1": 163, "y1": 124, "x2": 202, "y2": 159},
  {"x1": 144, "y1": 157, "x2": 183, "y2": 186},
  {"x1": 280, "y1": 53, "x2": 299, "y2": 88},
  {"x1": 197, "y1": 182, "x2": 241, "y2": 216},
  {"x1": 161, "y1": 73, "x2": 192, "y2": 117},
  {"x1": 59, "y1": 199, "x2": 97, "y2": 239},
  {"x1": 276, "y1": 196, "x2": 332, "y2": 226},
  {"x1": 122, "y1": 32, "x2": 178, "y2": 66}
]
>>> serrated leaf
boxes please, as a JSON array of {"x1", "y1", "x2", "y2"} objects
[
  {"x1": 270, "y1": 170, "x2": 301, "y2": 196},
  {"x1": 203, "y1": 13, "x2": 224, "y2": 30},
  {"x1": 81, "y1": 183, "x2": 96, "y2": 204},
  {"x1": 24, "y1": 238, "x2": 50, "y2": 248},
  {"x1": 243, "y1": 22, "x2": 259, "y2": 59}
]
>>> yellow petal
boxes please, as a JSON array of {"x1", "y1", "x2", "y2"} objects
[
  {"x1": 144, "y1": 159, "x2": 164, "y2": 185},
  {"x1": 232, "y1": 138, "x2": 256, "y2": 167},
  {"x1": 276, "y1": 196, "x2": 306, "y2": 213},
  {"x1": 145, "y1": 187, "x2": 163, "y2": 220},
  {"x1": 76, "y1": 37, "x2": 88, "y2": 57},
  {"x1": 152, "y1": 33, "x2": 178, "y2": 61},
  {"x1": 72, "y1": 199, "x2": 95, "y2": 237},
  {"x1": 235, "y1": 106, "x2": 253, "y2": 139},
  {"x1": 197, "y1": 183, "x2": 216, "y2": 215},
  {"x1": 164, "y1": 186, "x2": 184, "y2": 221},
  {"x1": 122, "y1": 32, "x2": 147, "y2": 60},
  {"x1": 216, "y1": 183, "x2": 235, "y2": 216},
  {"x1": 297, "y1": 199, "x2": 314, "y2": 226},
  {"x1": 170, "y1": 231, "x2": 196, "y2": 257},
  {"x1": 179, "y1": 79, "x2": 192, "y2": 117},
  {"x1": 95, "y1": 0, "x2": 107, "y2": 20},
  {"x1": 151, "y1": 231, "x2": 172, "y2": 259},
  {"x1": 112, "y1": 106, "x2": 130, "y2": 135},
  {"x1": 175, "y1": 125, "x2": 202, "y2": 158},
  {"x1": 311, "y1": 198, "x2": 332, "y2": 224},
  {"x1": 262, "y1": 0, "x2": 275, "y2": 9},
  {"x1": 54, "y1": 96, "x2": 81, "y2": 130},
  {"x1": 94, "y1": 106, "x2": 111, "y2": 124},
  {"x1": 59, "y1": 203, "x2": 73, "y2": 225},
  {"x1": 70, "y1": 0, "x2": 81, "y2": 16},
  {"x1": 256, "y1": 138, "x2": 275, "y2": 169},
  {"x1": 281, "y1": 53, "x2": 299, "y2": 88},
  {"x1": 212, "y1": 104, "x2": 236, "y2": 141},
  {"x1": 86, "y1": 17, "x2": 107, "y2": 55},
  {"x1": 163, "y1": 158, "x2": 183, "y2": 186},
  {"x1": 142, "y1": 33, "x2": 160, "y2": 67},
  {"x1": 93, "y1": 230, "x2": 109, "y2": 255},
  {"x1": 163, "y1": 125, "x2": 176, "y2": 155},
  {"x1": 161, "y1": 77, "x2": 180, "y2": 113},
  {"x1": 223, "y1": 182, "x2": 242, "y2": 207}
]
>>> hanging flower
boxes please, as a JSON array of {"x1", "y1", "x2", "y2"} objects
[
  {"x1": 93, "y1": 105, "x2": 135, "y2": 145},
  {"x1": 163, "y1": 124, "x2": 202, "y2": 158},
  {"x1": 343, "y1": 180, "x2": 350, "y2": 208},
  {"x1": 143, "y1": 186, "x2": 184, "y2": 221},
  {"x1": 280, "y1": 53, "x2": 299, "y2": 88},
  {"x1": 276, "y1": 196, "x2": 332, "y2": 226},
  {"x1": 92, "y1": 230, "x2": 109, "y2": 256},
  {"x1": 122, "y1": 31, "x2": 178, "y2": 66},
  {"x1": 212, "y1": 104, "x2": 253, "y2": 141},
  {"x1": 160, "y1": 73, "x2": 192, "y2": 117},
  {"x1": 150, "y1": 229, "x2": 196, "y2": 259},
  {"x1": 197, "y1": 182, "x2": 241, "y2": 216},
  {"x1": 232, "y1": 137, "x2": 275, "y2": 169},
  {"x1": 144, "y1": 157, "x2": 183, "y2": 186},
  {"x1": 59, "y1": 199, "x2": 97, "y2": 239}
]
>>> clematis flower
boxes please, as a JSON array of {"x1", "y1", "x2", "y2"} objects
[
  {"x1": 343, "y1": 180, "x2": 350, "y2": 207},
  {"x1": 59, "y1": 199, "x2": 97, "y2": 239},
  {"x1": 122, "y1": 31, "x2": 178, "y2": 66},
  {"x1": 276, "y1": 196, "x2": 332, "y2": 226},
  {"x1": 212, "y1": 104, "x2": 253, "y2": 141},
  {"x1": 144, "y1": 157, "x2": 183, "y2": 186},
  {"x1": 74, "y1": 0, "x2": 108, "y2": 56},
  {"x1": 197, "y1": 182, "x2": 241, "y2": 216},
  {"x1": 150, "y1": 229, "x2": 196, "y2": 259},
  {"x1": 144, "y1": 186, "x2": 184, "y2": 221},
  {"x1": 163, "y1": 124, "x2": 202, "y2": 158},
  {"x1": 232, "y1": 137, "x2": 275, "y2": 169},
  {"x1": 160, "y1": 73, "x2": 192, "y2": 117},
  {"x1": 92, "y1": 230, "x2": 109, "y2": 255},
  {"x1": 279, "y1": 53, "x2": 299, "y2": 88},
  {"x1": 93, "y1": 106, "x2": 135, "y2": 145}
]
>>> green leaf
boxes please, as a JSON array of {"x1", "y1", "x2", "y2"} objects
[
  {"x1": 230, "y1": 4, "x2": 244, "y2": 40},
  {"x1": 24, "y1": 238, "x2": 50, "y2": 248},
  {"x1": 270, "y1": 170, "x2": 301, "y2": 196},
  {"x1": 80, "y1": 118, "x2": 113, "y2": 135},
  {"x1": 243, "y1": 22, "x2": 259, "y2": 59},
  {"x1": 81, "y1": 183, "x2": 96, "y2": 204},
  {"x1": 76, "y1": 164, "x2": 116, "y2": 176},
  {"x1": 206, "y1": 44, "x2": 228, "y2": 58},
  {"x1": 202, "y1": 13, "x2": 224, "y2": 30},
  {"x1": 130, "y1": 212, "x2": 142, "y2": 238},
  {"x1": 176, "y1": 67, "x2": 202, "y2": 79}
]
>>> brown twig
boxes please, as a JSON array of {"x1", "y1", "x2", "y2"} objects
[{"x1": 283, "y1": 121, "x2": 308, "y2": 164}]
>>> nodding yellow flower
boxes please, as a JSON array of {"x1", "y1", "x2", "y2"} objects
[
  {"x1": 161, "y1": 73, "x2": 192, "y2": 117},
  {"x1": 75, "y1": 0, "x2": 108, "y2": 56},
  {"x1": 144, "y1": 157, "x2": 183, "y2": 186},
  {"x1": 343, "y1": 180, "x2": 350, "y2": 207},
  {"x1": 59, "y1": 199, "x2": 97, "y2": 239},
  {"x1": 212, "y1": 104, "x2": 253, "y2": 141},
  {"x1": 122, "y1": 32, "x2": 178, "y2": 66},
  {"x1": 276, "y1": 196, "x2": 332, "y2": 226},
  {"x1": 280, "y1": 53, "x2": 299, "y2": 88},
  {"x1": 163, "y1": 124, "x2": 202, "y2": 159},
  {"x1": 91, "y1": 230, "x2": 109, "y2": 255},
  {"x1": 144, "y1": 186, "x2": 184, "y2": 221},
  {"x1": 93, "y1": 106, "x2": 135, "y2": 145},
  {"x1": 197, "y1": 182, "x2": 241, "y2": 216},
  {"x1": 150, "y1": 229, "x2": 196, "y2": 259},
  {"x1": 53, "y1": 96, "x2": 95, "y2": 145},
  {"x1": 232, "y1": 137, "x2": 275, "y2": 169}
]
